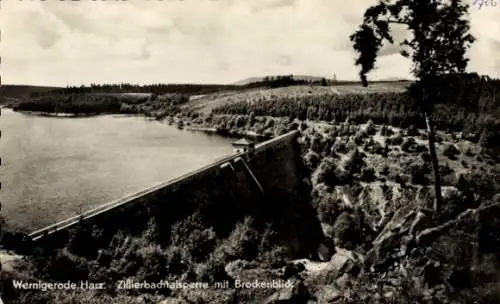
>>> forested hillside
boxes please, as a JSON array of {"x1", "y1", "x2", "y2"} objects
[{"x1": 212, "y1": 74, "x2": 500, "y2": 135}]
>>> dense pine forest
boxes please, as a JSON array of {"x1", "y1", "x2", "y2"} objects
[
  {"x1": 12, "y1": 93, "x2": 189, "y2": 116},
  {"x1": 27, "y1": 83, "x2": 239, "y2": 98},
  {"x1": 9, "y1": 74, "x2": 500, "y2": 143},
  {"x1": 213, "y1": 74, "x2": 500, "y2": 135},
  {"x1": 24, "y1": 75, "x2": 334, "y2": 98}
]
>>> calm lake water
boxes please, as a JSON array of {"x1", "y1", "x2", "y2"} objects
[{"x1": 0, "y1": 109, "x2": 235, "y2": 231}]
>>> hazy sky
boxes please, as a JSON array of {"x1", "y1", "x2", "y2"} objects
[{"x1": 0, "y1": 0, "x2": 498, "y2": 86}]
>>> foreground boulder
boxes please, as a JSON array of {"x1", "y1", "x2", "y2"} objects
[
  {"x1": 304, "y1": 248, "x2": 363, "y2": 288},
  {"x1": 264, "y1": 276, "x2": 310, "y2": 304},
  {"x1": 364, "y1": 203, "x2": 424, "y2": 272},
  {"x1": 317, "y1": 237, "x2": 335, "y2": 262}
]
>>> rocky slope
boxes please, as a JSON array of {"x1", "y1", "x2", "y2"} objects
[
  {"x1": 180, "y1": 115, "x2": 500, "y2": 303},
  {"x1": 285, "y1": 120, "x2": 499, "y2": 303},
  {"x1": 1, "y1": 114, "x2": 499, "y2": 304}
]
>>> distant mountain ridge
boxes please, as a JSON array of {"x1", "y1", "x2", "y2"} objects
[
  {"x1": 232, "y1": 75, "x2": 329, "y2": 85},
  {"x1": 232, "y1": 75, "x2": 411, "y2": 85}
]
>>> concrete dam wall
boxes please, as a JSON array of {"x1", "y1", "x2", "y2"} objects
[{"x1": 28, "y1": 130, "x2": 324, "y2": 257}]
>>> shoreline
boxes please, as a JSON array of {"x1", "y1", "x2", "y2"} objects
[
  {"x1": 9, "y1": 108, "x2": 156, "y2": 120},
  {"x1": 6, "y1": 107, "x2": 271, "y2": 141},
  {"x1": 12, "y1": 109, "x2": 113, "y2": 118},
  {"x1": 184, "y1": 126, "x2": 270, "y2": 141},
  {"x1": 2, "y1": 105, "x2": 270, "y2": 141}
]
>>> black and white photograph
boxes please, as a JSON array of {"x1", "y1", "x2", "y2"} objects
[{"x1": 0, "y1": 0, "x2": 499, "y2": 303}]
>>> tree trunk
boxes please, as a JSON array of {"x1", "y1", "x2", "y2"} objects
[{"x1": 424, "y1": 111, "x2": 443, "y2": 214}]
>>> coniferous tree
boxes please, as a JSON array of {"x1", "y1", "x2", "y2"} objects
[{"x1": 350, "y1": 0, "x2": 475, "y2": 213}]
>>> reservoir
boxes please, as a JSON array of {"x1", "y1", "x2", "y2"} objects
[{"x1": 0, "y1": 109, "x2": 235, "y2": 231}]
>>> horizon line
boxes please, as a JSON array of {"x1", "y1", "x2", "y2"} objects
[{"x1": 0, "y1": 77, "x2": 415, "y2": 88}]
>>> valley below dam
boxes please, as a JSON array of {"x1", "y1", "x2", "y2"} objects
[{"x1": 0, "y1": 109, "x2": 236, "y2": 231}]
